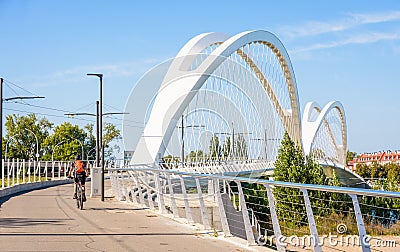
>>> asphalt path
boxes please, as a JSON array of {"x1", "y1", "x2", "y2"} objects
[{"x1": 0, "y1": 183, "x2": 255, "y2": 252}]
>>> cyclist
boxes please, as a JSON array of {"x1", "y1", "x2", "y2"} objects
[{"x1": 68, "y1": 154, "x2": 88, "y2": 201}]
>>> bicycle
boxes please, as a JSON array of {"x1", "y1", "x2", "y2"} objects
[{"x1": 76, "y1": 180, "x2": 84, "y2": 210}]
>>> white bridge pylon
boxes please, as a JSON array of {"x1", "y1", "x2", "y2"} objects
[{"x1": 127, "y1": 30, "x2": 347, "y2": 172}]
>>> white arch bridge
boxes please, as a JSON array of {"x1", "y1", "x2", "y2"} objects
[{"x1": 124, "y1": 30, "x2": 360, "y2": 184}]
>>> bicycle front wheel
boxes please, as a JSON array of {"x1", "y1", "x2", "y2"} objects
[
  {"x1": 76, "y1": 184, "x2": 83, "y2": 209},
  {"x1": 79, "y1": 188, "x2": 84, "y2": 210}
]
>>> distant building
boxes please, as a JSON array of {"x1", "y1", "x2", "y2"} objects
[{"x1": 347, "y1": 150, "x2": 400, "y2": 170}]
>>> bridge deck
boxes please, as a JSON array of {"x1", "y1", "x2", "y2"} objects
[{"x1": 0, "y1": 183, "x2": 265, "y2": 251}]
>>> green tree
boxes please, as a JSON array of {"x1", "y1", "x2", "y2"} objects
[
  {"x1": 209, "y1": 134, "x2": 221, "y2": 161},
  {"x1": 355, "y1": 163, "x2": 371, "y2": 178},
  {"x1": 42, "y1": 122, "x2": 87, "y2": 161},
  {"x1": 103, "y1": 123, "x2": 120, "y2": 147},
  {"x1": 83, "y1": 123, "x2": 97, "y2": 160},
  {"x1": 222, "y1": 137, "x2": 231, "y2": 159},
  {"x1": 234, "y1": 134, "x2": 248, "y2": 160},
  {"x1": 102, "y1": 122, "x2": 121, "y2": 159},
  {"x1": 79, "y1": 122, "x2": 121, "y2": 160},
  {"x1": 273, "y1": 131, "x2": 328, "y2": 229},
  {"x1": 346, "y1": 150, "x2": 357, "y2": 163},
  {"x1": 2, "y1": 114, "x2": 53, "y2": 160},
  {"x1": 187, "y1": 150, "x2": 204, "y2": 162}
]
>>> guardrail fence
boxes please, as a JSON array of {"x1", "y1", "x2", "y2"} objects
[{"x1": 109, "y1": 166, "x2": 400, "y2": 252}]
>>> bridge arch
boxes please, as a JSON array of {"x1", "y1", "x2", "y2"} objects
[
  {"x1": 130, "y1": 30, "x2": 301, "y2": 166},
  {"x1": 302, "y1": 101, "x2": 347, "y2": 167}
]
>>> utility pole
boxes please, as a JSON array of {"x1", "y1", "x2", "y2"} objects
[
  {"x1": 96, "y1": 101, "x2": 100, "y2": 168},
  {"x1": 0, "y1": 77, "x2": 44, "y2": 171},
  {"x1": 181, "y1": 115, "x2": 184, "y2": 166},
  {"x1": 87, "y1": 73, "x2": 104, "y2": 201}
]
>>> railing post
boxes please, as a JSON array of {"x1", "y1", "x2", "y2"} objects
[
  {"x1": 166, "y1": 173, "x2": 179, "y2": 217},
  {"x1": 16, "y1": 158, "x2": 20, "y2": 185},
  {"x1": 349, "y1": 194, "x2": 371, "y2": 252},
  {"x1": 45, "y1": 161, "x2": 48, "y2": 181},
  {"x1": 33, "y1": 160, "x2": 36, "y2": 182},
  {"x1": 145, "y1": 173, "x2": 155, "y2": 209},
  {"x1": 132, "y1": 172, "x2": 145, "y2": 204},
  {"x1": 1, "y1": 159, "x2": 4, "y2": 188},
  {"x1": 11, "y1": 159, "x2": 15, "y2": 186},
  {"x1": 116, "y1": 170, "x2": 124, "y2": 201},
  {"x1": 195, "y1": 177, "x2": 210, "y2": 229},
  {"x1": 51, "y1": 161, "x2": 55, "y2": 180},
  {"x1": 300, "y1": 188, "x2": 322, "y2": 252},
  {"x1": 120, "y1": 170, "x2": 129, "y2": 201},
  {"x1": 22, "y1": 160, "x2": 25, "y2": 184},
  {"x1": 154, "y1": 172, "x2": 166, "y2": 214},
  {"x1": 38, "y1": 161, "x2": 41, "y2": 181},
  {"x1": 179, "y1": 175, "x2": 193, "y2": 222},
  {"x1": 236, "y1": 181, "x2": 256, "y2": 245},
  {"x1": 56, "y1": 162, "x2": 59, "y2": 180},
  {"x1": 7, "y1": 159, "x2": 10, "y2": 187},
  {"x1": 265, "y1": 184, "x2": 285, "y2": 252},
  {"x1": 213, "y1": 179, "x2": 231, "y2": 236},
  {"x1": 125, "y1": 172, "x2": 135, "y2": 203},
  {"x1": 63, "y1": 162, "x2": 67, "y2": 178}
]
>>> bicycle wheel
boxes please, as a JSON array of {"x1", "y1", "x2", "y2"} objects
[
  {"x1": 76, "y1": 184, "x2": 82, "y2": 209},
  {"x1": 79, "y1": 186, "x2": 84, "y2": 210}
]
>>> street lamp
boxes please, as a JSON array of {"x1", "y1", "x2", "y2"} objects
[
  {"x1": 87, "y1": 147, "x2": 96, "y2": 161},
  {"x1": 86, "y1": 73, "x2": 105, "y2": 201},
  {"x1": 26, "y1": 128, "x2": 39, "y2": 162},
  {"x1": 177, "y1": 115, "x2": 206, "y2": 166},
  {"x1": 74, "y1": 138, "x2": 84, "y2": 161},
  {"x1": 5, "y1": 136, "x2": 17, "y2": 161},
  {"x1": 65, "y1": 107, "x2": 127, "y2": 165},
  {"x1": 51, "y1": 141, "x2": 65, "y2": 163}
]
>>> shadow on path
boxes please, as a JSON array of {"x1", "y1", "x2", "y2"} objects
[{"x1": 0, "y1": 217, "x2": 68, "y2": 228}]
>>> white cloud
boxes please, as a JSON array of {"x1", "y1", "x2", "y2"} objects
[
  {"x1": 27, "y1": 57, "x2": 168, "y2": 88},
  {"x1": 290, "y1": 32, "x2": 400, "y2": 53},
  {"x1": 280, "y1": 10, "x2": 400, "y2": 38}
]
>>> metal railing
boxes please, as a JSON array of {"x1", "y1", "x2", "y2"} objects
[
  {"x1": 108, "y1": 165, "x2": 400, "y2": 252},
  {"x1": 0, "y1": 159, "x2": 75, "y2": 189},
  {"x1": 0, "y1": 158, "x2": 125, "y2": 191}
]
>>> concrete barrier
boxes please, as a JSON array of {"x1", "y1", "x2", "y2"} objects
[{"x1": 0, "y1": 179, "x2": 72, "y2": 198}]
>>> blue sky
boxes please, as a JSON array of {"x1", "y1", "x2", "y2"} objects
[{"x1": 1, "y1": 0, "x2": 400, "y2": 154}]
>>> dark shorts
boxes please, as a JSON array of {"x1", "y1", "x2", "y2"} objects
[{"x1": 74, "y1": 173, "x2": 86, "y2": 186}]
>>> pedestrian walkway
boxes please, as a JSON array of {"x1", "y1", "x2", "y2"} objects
[{"x1": 0, "y1": 183, "x2": 266, "y2": 252}]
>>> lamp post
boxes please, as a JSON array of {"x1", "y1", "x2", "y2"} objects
[
  {"x1": 177, "y1": 115, "x2": 205, "y2": 166},
  {"x1": 26, "y1": 128, "x2": 39, "y2": 162},
  {"x1": 74, "y1": 138, "x2": 84, "y2": 161},
  {"x1": 86, "y1": 73, "x2": 104, "y2": 201},
  {"x1": 87, "y1": 147, "x2": 96, "y2": 161},
  {"x1": 65, "y1": 108, "x2": 127, "y2": 166},
  {"x1": 5, "y1": 136, "x2": 17, "y2": 161},
  {"x1": 51, "y1": 141, "x2": 65, "y2": 163}
]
